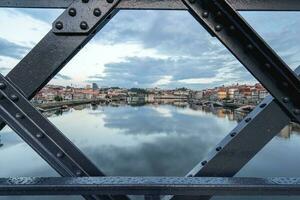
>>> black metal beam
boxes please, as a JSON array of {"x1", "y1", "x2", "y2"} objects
[
  {"x1": 166, "y1": 97, "x2": 290, "y2": 200},
  {"x1": 1, "y1": 0, "x2": 300, "y2": 11},
  {"x1": 1, "y1": 177, "x2": 300, "y2": 196},
  {"x1": 0, "y1": 1, "x2": 129, "y2": 200},
  {"x1": 0, "y1": 74, "x2": 129, "y2": 200},
  {"x1": 183, "y1": 0, "x2": 300, "y2": 123}
]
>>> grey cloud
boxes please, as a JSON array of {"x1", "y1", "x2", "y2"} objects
[
  {"x1": 0, "y1": 67, "x2": 11, "y2": 73},
  {"x1": 0, "y1": 37, "x2": 29, "y2": 59},
  {"x1": 88, "y1": 74, "x2": 104, "y2": 80},
  {"x1": 54, "y1": 74, "x2": 72, "y2": 80},
  {"x1": 89, "y1": 56, "x2": 253, "y2": 89},
  {"x1": 18, "y1": 9, "x2": 63, "y2": 23},
  {"x1": 97, "y1": 10, "x2": 219, "y2": 57}
]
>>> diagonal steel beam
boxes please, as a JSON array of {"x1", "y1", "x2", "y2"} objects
[
  {"x1": 0, "y1": 0, "x2": 129, "y2": 200},
  {"x1": 0, "y1": 74, "x2": 130, "y2": 200},
  {"x1": 2, "y1": 176, "x2": 300, "y2": 196},
  {"x1": 1, "y1": 0, "x2": 300, "y2": 11},
  {"x1": 183, "y1": 0, "x2": 300, "y2": 124},
  {"x1": 0, "y1": 1, "x2": 118, "y2": 131},
  {"x1": 167, "y1": 68, "x2": 300, "y2": 200}
]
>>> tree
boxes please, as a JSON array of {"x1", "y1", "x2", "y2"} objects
[{"x1": 54, "y1": 95, "x2": 63, "y2": 101}]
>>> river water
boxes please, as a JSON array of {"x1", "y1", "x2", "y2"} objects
[{"x1": 0, "y1": 103, "x2": 300, "y2": 200}]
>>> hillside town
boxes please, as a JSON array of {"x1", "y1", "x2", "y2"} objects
[{"x1": 32, "y1": 83, "x2": 269, "y2": 107}]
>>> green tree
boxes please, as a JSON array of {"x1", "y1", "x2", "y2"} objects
[{"x1": 54, "y1": 95, "x2": 63, "y2": 101}]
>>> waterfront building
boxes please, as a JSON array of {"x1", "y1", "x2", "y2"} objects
[
  {"x1": 92, "y1": 83, "x2": 99, "y2": 90},
  {"x1": 217, "y1": 88, "x2": 227, "y2": 100}
]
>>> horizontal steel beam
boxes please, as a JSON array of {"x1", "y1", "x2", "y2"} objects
[
  {"x1": 1, "y1": 0, "x2": 300, "y2": 11},
  {"x1": 1, "y1": 177, "x2": 300, "y2": 196}
]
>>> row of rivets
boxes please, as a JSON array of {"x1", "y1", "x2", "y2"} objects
[
  {"x1": 0, "y1": 81, "x2": 82, "y2": 177},
  {"x1": 195, "y1": 1, "x2": 300, "y2": 117},
  {"x1": 190, "y1": 0, "x2": 287, "y2": 169},
  {"x1": 56, "y1": 0, "x2": 114, "y2": 31}
]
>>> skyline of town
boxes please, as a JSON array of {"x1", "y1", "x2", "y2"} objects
[{"x1": 45, "y1": 81, "x2": 262, "y2": 91}]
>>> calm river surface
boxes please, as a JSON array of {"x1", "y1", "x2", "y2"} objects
[{"x1": 0, "y1": 103, "x2": 300, "y2": 200}]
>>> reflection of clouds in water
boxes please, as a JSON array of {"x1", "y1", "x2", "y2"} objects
[
  {"x1": 83, "y1": 134, "x2": 214, "y2": 176},
  {"x1": 0, "y1": 141, "x2": 57, "y2": 177},
  {"x1": 102, "y1": 105, "x2": 235, "y2": 136},
  {"x1": 1, "y1": 105, "x2": 300, "y2": 200}
]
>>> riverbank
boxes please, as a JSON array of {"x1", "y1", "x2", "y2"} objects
[{"x1": 33, "y1": 99, "x2": 107, "y2": 111}]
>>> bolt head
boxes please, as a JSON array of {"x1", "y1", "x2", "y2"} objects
[
  {"x1": 215, "y1": 24, "x2": 222, "y2": 32},
  {"x1": 56, "y1": 152, "x2": 64, "y2": 158},
  {"x1": 15, "y1": 113, "x2": 24, "y2": 119},
  {"x1": 80, "y1": 21, "x2": 89, "y2": 30},
  {"x1": 106, "y1": 0, "x2": 114, "y2": 3},
  {"x1": 202, "y1": 11, "x2": 209, "y2": 18},
  {"x1": 76, "y1": 170, "x2": 82, "y2": 176},
  {"x1": 230, "y1": 132, "x2": 236, "y2": 137},
  {"x1": 282, "y1": 97, "x2": 289, "y2": 103},
  {"x1": 93, "y1": 8, "x2": 101, "y2": 17},
  {"x1": 229, "y1": 25, "x2": 235, "y2": 32},
  {"x1": 10, "y1": 94, "x2": 19, "y2": 102},
  {"x1": 201, "y1": 161, "x2": 207, "y2": 166},
  {"x1": 216, "y1": 147, "x2": 222, "y2": 152},
  {"x1": 246, "y1": 44, "x2": 253, "y2": 51},
  {"x1": 245, "y1": 117, "x2": 252, "y2": 123},
  {"x1": 36, "y1": 133, "x2": 44, "y2": 138},
  {"x1": 265, "y1": 63, "x2": 271, "y2": 69},
  {"x1": 68, "y1": 8, "x2": 77, "y2": 17},
  {"x1": 294, "y1": 109, "x2": 300, "y2": 115},
  {"x1": 82, "y1": 0, "x2": 89, "y2": 3},
  {"x1": 260, "y1": 103, "x2": 267, "y2": 108},
  {"x1": 0, "y1": 82, "x2": 6, "y2": 90},
  {"x1": 55, "y1": 21, "x2": 63, "y2": 30}
]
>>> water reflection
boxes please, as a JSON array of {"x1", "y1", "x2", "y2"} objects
[{"x1": 0, "y1": 103, "x2": 300, "y2": 200}]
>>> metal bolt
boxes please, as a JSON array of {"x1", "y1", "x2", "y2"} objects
[
  {"x1": 265, "y1": 63, "x2": 271, "y2": 69},
  {"x1": 282, "y1": 97, "x2": 289, "y2": 103},
  {"x1": 187, "y1": 174, "x2": 193, "y2": 177},
  {"x1": 245, "y1": 117, "x2": 252, "y2": 123},
  {"x1": 0, "y1": 82, "x2": 6, "y2": 90},
  {"x1": 229, "y1": 25, "x2": 235, "y2": 32},
  {"x1": 68, "y1": 8, "x2": 77, "y2": 17},
  {"x1": 56, "y1": 152, "x2": 64, "y2": 158},
  {"x1": 76, "y1": 170, "x2": 82, "y2": 176},
  {"x1": 216, "y1": 11, "x2": 222, "y2": 17},
  {"x1": 294, "y1": 109, "x2": 300, "y2": 115},
  {"x1": 82, "y1": 0, "x2": 89, "y2": 3},
  {"x1": 93, "y1": 8, "x2": 101, "y2": 17},
  {"x1": 215, "y1": 24, "x2": 222, "y2": 32},
  {"x1": 80, "y1": 21, "x2": 89, "y2": 30},
  {"x1": 36, "y1": 133, "x2": 44, "y2": 138},
  {"x1": 230, "y1": 132, "x2": 237, "y2": 137},
  {"x1": 15, "y1": 113, "x2": 24, "y2": 119},
  {"x1": 107, "y1": 0, "x2": 114, "y2": 3},
  {"x1": 201, "y1": 161, "x2": 207, "y2": 166},
  {"x1": 202, "y1": 11, "x2": 209, "y2": 18},
  {"x1": 55, "y1": 21, "x2": 63, "y2": 30},
  {"x1": 216, "y1": 147, "x2": 222, "y2": 152},
  {"x1": 10, "y1": 94, "x2": 19, "y2": 102},
  {"x1": 260, "y1": 103, "x2": 267, "y2": 108},
  {"x1": 246, "y1": 44, "x2": 253, "y2": 51}
]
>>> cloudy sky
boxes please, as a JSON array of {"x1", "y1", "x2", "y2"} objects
[{"x1": 0, "y1": 8, "x2": 300, "y2": 89}]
